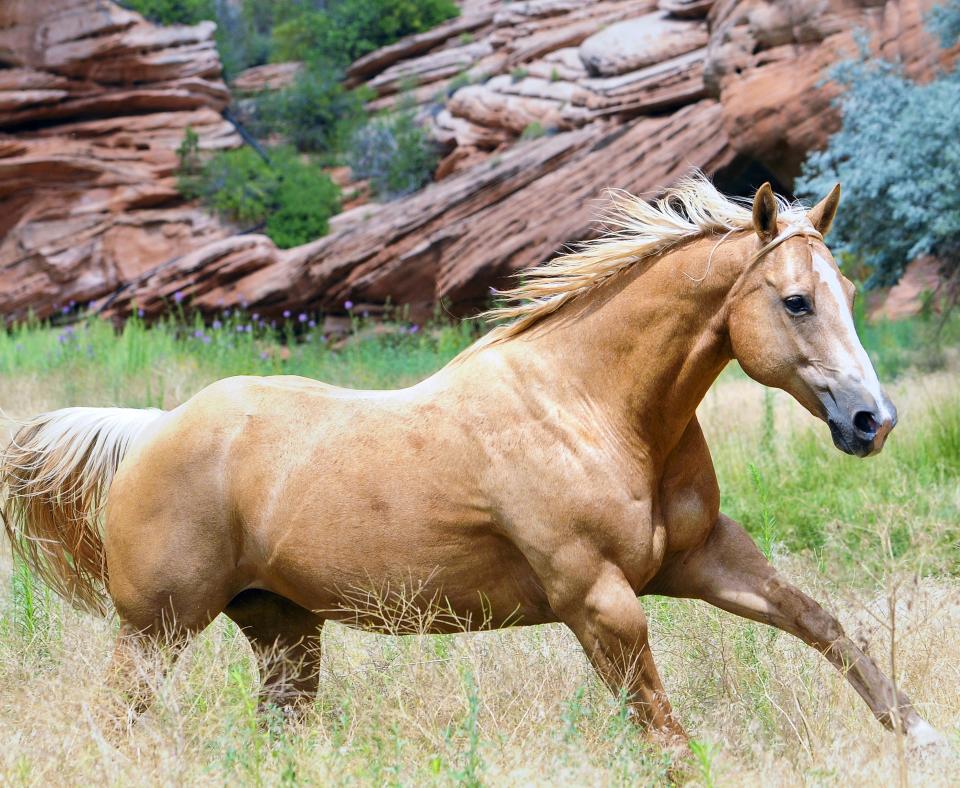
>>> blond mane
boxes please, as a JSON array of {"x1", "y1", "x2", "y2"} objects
[{"x1": 480, "y1": 172, "x2": 809, "y2": 343}]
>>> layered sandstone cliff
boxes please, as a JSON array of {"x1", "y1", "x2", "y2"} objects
[
  {"x1": 0, "y1": 0, "x2": 239, "y2": 320},
  {"x1": 0, "y1": 0, "x2": 951, "y2": 322}
]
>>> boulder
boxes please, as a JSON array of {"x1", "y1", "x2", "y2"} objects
[
  {"x1": 446, "y1": 82, "x2": 571, "y2": 134},
  {"x1": 231, "y1": 62, "x2": 303, "y2": 94},
  {"x1": 869, "y1": 256, "x2": 948, "y2": 320},
  {"x1": 578, "y1": 13, "x2": 708, "y2": 76}
]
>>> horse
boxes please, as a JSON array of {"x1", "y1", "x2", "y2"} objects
[{"x1": 0, "y1": 174, "x2": 942, "y2": 748}]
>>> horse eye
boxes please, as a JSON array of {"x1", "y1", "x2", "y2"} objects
[{"x1": 783, "y1": 295, "x2": 810, "y2": 315}]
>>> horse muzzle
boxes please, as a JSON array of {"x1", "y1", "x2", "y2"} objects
[{"x1": 824, "y1": 391, "x2": 897, "y2": 457}]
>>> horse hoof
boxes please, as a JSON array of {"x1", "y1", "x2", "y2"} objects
[{"x1": 907, "y1": 718, "x2": 949, "y2": 754}]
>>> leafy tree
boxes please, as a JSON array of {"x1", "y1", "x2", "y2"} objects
[
  {"x1": 349, "y1": 107, "x2": 439, "y2": 199},
  {"x1": 796, "y1": 5, "x2": 960, "y2": 294}
]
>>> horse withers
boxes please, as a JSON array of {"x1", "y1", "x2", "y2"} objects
[{"x1": 0, "y1": 174, "x2": 942, "y2": 748}]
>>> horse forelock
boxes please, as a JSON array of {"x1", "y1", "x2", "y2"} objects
[{"x1": 478, "y1": 171, "x2": 811, "y2": 344}]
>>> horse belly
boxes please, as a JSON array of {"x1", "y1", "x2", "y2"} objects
[{"x1": 259, "y1": 518, "x2": 554, "y2": 632}]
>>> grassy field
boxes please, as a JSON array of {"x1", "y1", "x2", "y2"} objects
[{"x1": 0, "y1": 310, "x2": 958, "y2": 785}]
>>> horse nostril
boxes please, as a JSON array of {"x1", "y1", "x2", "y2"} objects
[{"x1": 853, "y1": 410, "x2": 879, "y2": 436}]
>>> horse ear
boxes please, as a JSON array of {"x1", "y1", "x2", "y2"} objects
[
  {"x1": 752, "y1": 182, "x2": 778, "y2": 240},
  {"x1": 807, "y1": 183, "x2": 841, "y2": 236}
]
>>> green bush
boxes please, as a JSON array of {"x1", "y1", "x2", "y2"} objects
[
  {"x1": 520, "y1": 122, "x2": 546, "y2": 140},
  {"x1": 123, "y1": 0, "x2": 213, "y2": 25},
  {"x1": 348, "y1": 108, "x2": 438, "y2": 199},
  {"x1": 266, "y1": 158, "x2": 342, "y2": 248},
  {"x1": 271, "y1": 0, "x2": 460, "y2": 66},
  {"x1": 177, "y1": 134, "x2": 340, "y2": 248},
  {"x1": 253, "y1": 64, "x2": 370, "y2": 154}
]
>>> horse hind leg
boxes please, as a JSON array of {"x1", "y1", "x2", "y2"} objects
[
  {"x1": 224, "y1": 589, "x2": 325, "y2": 717},
  {"x1": 105, "y1": 620, "x2": 194, "y2": 728},
  {"x1": 104, "y1": 531, "x2": 241, "y2": 726}
]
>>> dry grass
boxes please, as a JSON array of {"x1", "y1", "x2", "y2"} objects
[{"x1": 0, "y1": 347, "x2": 958, "y2": 785}]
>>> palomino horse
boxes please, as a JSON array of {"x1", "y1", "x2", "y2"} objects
[{"x1": 1, "y1": 175, "x2": 942, "y2": 747}]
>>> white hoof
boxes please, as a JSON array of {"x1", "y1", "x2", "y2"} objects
[{"x1": 907, "y1": 718, "x2": 947, "y2": 750}]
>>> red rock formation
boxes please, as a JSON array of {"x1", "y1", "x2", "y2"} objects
[
  {"x1": 1, "y1": 0, "x2": 955, "y2": 323},
  {"x1": 704, "y1": 0, "x2": 960, "y2": 183},
  {"x1": 0, "y1": 0, "x2": 240, "y2": 322},
  {"x1": 115, "y1": 101, "x2": 733, "y2": 320}
]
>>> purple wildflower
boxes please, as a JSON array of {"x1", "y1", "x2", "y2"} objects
[
  {"x1": 173, "y1": 291, "x2": 184, "y2": 304},
  {"x1": 212, "y1": 319, "x2": 222, "y2": 330},
  {"x1": 283, "y1": 309, "x2": 291, "y2": 319},
  {"x1": 308, "y1": 319, "x2": 316, "y2": 329},
  {"x1": 137, "y1": 308, "x2": 145, "y2": 318},
  {"x1": 344, "y1": 300, "x2": 354, "y2": 310},
  {"x1": 251, "y1": 313, "x2": 259, "y2": 322},
  {"x1": 298, "y1": 313, "x2": 308, "y2": 323},
  {"x1": 193, "y1": 329, "x2": 204, "y2": 339},
  {"x1": 61, "y1": 305, "x2": 70, "y2": 315},
  {"x1": 202, "y1": 335, "x2": 212, "y2": 345},
  {"x1": 409, "y1": 324, "x2": 420, "y2": 334}
]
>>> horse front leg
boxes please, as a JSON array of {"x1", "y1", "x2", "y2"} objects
[
  {"x1": 549, "y1": 564, "x2": 687, "y2": 747},
  {"x1": 653, "y1": 513, "x2": 942, "y2": 745}
]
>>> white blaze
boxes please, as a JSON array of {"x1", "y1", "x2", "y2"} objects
[{"x1": 811, "y1": 252, "x2": 891, "y2": 421}]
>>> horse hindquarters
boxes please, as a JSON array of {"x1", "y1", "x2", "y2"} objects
[{"x1": 100, "y1": 409, "x2": 252, "y2": 716}]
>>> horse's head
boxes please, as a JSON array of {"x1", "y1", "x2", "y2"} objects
[{"x1": 726, "y1": 183, "x2": 896, "y2": 457}]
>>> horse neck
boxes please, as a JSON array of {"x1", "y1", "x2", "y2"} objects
[{"x1": 503, "y1": 236, "x2": 746, "y2": 459}]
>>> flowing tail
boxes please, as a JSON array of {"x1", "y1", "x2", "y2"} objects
[{"x1": 1, "y1": 407, "x2": 166, "y2": 615}]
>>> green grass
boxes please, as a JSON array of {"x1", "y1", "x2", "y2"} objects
[
  {"x1": 0, "y1": 309, "x2": 479, "y2": 408},
  {"x1": 714, "y1": 398, "x2": 960, "y2": 572}
]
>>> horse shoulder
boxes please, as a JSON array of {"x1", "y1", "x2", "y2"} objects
[{"x1": 659, "y1": 417, "x2": 720, "y2": 554}]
